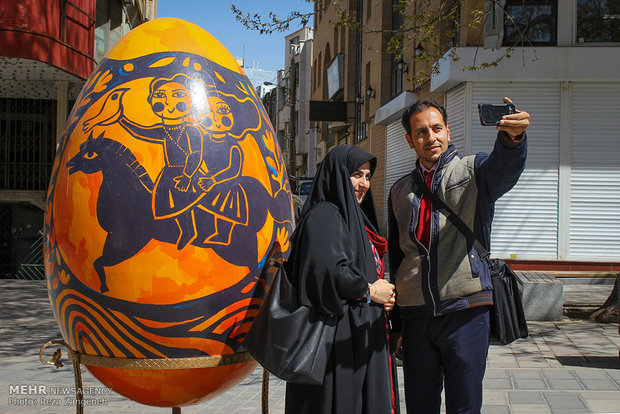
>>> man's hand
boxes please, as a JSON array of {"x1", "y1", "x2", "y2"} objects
[
  {"x1": 198, "y1": 176, "x2": 216, "y2": 192},
  {"x1": 497, "y1": 97, "x2": 530, "y2": 139},
  {"x1": 174, "y1": 175, "x2": 191, "y2": 192}
]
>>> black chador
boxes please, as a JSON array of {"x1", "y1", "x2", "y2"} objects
[{"x1": 284, "y1": 145, "x2": 399, "y2": 414}]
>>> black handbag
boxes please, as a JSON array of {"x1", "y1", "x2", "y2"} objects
[
  {"x1": 487, "y1": 258, "x2": 528, "y2": 344},
  {"x1": 242, "y1": 261, "x2": 337, "y2": 385},
  {"x1": 413, "y1": 171, "x2": 528, "y2": 345}
]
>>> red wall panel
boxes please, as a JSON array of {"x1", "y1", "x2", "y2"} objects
[{"x1": 0, "y1": 0, "x2": 96, "y2": 79}]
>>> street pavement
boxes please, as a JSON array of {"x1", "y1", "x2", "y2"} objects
[{"x1": 1, "y1": 280, "x2": 618, "y2": 413}]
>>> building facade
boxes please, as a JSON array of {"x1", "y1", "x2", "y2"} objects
[
  {"x1": 267, "y1": 27, "x2": 314, "y2": 178},
  {"x1": 0, "y1": 0, "x2": 155, "y2": 278},
  {"x1": 312, "y1": 0, "x2": 420, "y2": 233},
  {"x1": 312, "y1": 0, "x2": 619, "y2": 269}
]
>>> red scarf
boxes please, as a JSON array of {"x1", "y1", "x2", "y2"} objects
[
  {"x1": 366, "y1": 226, "x2": 396, "y2": 414},
  {"x1": 365, "y1": 226, "x2": 387, "y2": 279}
]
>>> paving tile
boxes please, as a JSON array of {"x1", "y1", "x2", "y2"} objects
[
  {"x1": 606, "y1": 369, "x2": 620, "y2": 386},
  {"x1": 517, "y1": 360, "x2": 553, "y2": 368},
  {"x1": 485, "y1": 369, "x2": 512, "y2": 379},
  {"x1": 484, "y1": 378, "x2": 512, "y2": 389},
  {"x1": 510, "y1": 404, "x2": 550, "y2": 413},
  {"x1": 574, "y1": 370, "x2": 615, "y2": 380},
  {"x1": 543, "y1": 393, "x2": 587, "y2": 409},
  {"x1": 542, "y1": 369, "x2": 577, "y2": 380},
  {"x1": 482, "y1": 391, "x2": 508, "y2": 405},
  {"x1": 481, "y1": 405, "x2": 510, "y2": 414},
  {"x1": 507, "y1": 391, "x2": 545, "y2": 404},
  {"x1": 580, "y1": 379, "x2": 619, "y2": 391},
  {"x1": 579, "y1": 391, "x2": 620, "y2": 402},
  {"x1": 512, "y1": 369, "x2": 544, "y2": 379},
  {"x1": 513, "y1": 379, "x2": 548, "y2": 390},
  {"x1": 584, "y1": 398, "x2": 620, "y2": 413},
  {"x1": 546, "y1": 379, "x2": 583, "y2": 390}
]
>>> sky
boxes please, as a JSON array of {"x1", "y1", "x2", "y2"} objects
[{"x1": 156, "y1": 0, "x2": 313, "y2": 72}]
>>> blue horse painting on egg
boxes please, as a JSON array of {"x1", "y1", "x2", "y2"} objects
[
  {"x1": 82, "y1": 73, "x2": 249, "y2": 251},
  {"x1": 67, "y1": 56, "x2": 294, "y2": 294}
]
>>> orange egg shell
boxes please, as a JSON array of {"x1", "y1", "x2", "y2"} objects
[{"x1": 44, "y1": 18, "x2": 294, "y2": 407}]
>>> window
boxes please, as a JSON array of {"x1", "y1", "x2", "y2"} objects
[
  {"x1": 354, "y1": 122, "x2": 367, "y2": 144},
  {"x1": 295, "y1": 111, "x2": 299, "y2": 135},
  {"x1": 95, "y1": 0, "x2": 129, "y2": 62},
  {"x1": 503, "y1": 0, "x2": 557, "y2": 46},
  {"x1": 334, "y1": 27, "x2": 339, "y2": 53},
  {"x1": 278, "y1": 87, "x2": 287, "y2": 110},
  {"x1": 294, "y1": 63, "x2": 300, "y2": 87},
  {"x1": 318, "y1": 53, "x2": 322, "y2": 87},
  {"x1": 577, "y1": 0, "x2": 620, "y2": 43},
  {"x1": 390, "y1": 58, "x2": 404, "y2": 99},
  {"x1": 0, "y1": 98, "x2": 57, "y2": 191},
  {"x1": 278, "y1": 130, "x2": 288, "y2": 150}
]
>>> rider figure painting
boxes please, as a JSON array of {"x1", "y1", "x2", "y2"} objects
[
  {"x1": 117, "y1": 73, "x2": 208, "y2": 249},
  {"x1": 94, "y1": 73, "x2": 246, "y2": 249}
]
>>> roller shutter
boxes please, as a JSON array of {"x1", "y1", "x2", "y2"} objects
[
  {"x1": 384, "y1": 120, "x2": 416, "y2": 205},
  {"x1": 569, "y1": 83, "x2": 620, "y2": 259},
  {"x1": 446, "y1": 83, "x2": 467, "y2": 154},
  {"x1": 471, "y1": 83, "x2": 561, "y2": 259}
]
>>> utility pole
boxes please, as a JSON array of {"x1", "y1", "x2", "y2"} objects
[
  {"x1": 289, "y1": 52, "x2": 297, "y2": 177},
  {"x1": 353, "y1": 0, "x2": 363, "y2": 144}
]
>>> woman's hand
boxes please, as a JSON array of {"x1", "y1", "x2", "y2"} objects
[{"x1": 369, "y1": 279, "x2": 395, "y2": 311}]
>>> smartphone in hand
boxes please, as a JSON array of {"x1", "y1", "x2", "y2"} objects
[{"x1": 478, "y1": 103, "x2": 516, "y2": 126}]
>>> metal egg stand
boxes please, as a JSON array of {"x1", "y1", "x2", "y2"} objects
[{"x1": 39, "y1": 340, "x2": 270, "y2": 414}]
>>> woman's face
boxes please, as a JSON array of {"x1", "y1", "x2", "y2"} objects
[
  {"x1": 150, "y1": 81, "x2": 192, "y2": 120},
  {"x1": 201, "y1": 96, "x2": 234, "y2": 133},
  {"x1": 350, "y1": 161, "x2": 372, "y2": 204}
]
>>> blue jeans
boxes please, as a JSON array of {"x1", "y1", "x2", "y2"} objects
[{"x1": 401, "y1": 306, "x2": 490, "y2": 414}]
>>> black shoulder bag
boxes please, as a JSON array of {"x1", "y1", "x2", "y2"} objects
[
  {"x1": 242, "y1": 249, "x2": 337, "y2": 385},
  {"x1": 413, "y1": 171, "x2": 528, "y2": 345}
]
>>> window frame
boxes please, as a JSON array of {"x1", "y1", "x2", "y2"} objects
[
  {"x1": 575, "y1": 0, "x2": 620, "y2": 45},
  {"x1": 502, "y1": 0, "x2": 558, "y2": 47}
]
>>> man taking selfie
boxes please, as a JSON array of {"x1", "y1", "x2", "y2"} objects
[{"x1": 388, "y1": 97, "x2": 530, "y2": 413}]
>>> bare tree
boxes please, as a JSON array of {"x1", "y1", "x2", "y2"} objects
[
  {"x1": 231, "y1": 0, "x2": 536, "y2": 90},
  {"x1": 590, "y1": 274, "x2": 619, "y2": 324}
]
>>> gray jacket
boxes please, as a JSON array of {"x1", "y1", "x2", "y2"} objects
[{"x1": 388, "y1": 133, "x2": 526, "y2": 325}]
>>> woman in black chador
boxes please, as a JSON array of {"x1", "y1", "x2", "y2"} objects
[{"x1": 285, "y1": 145, "x2": 400, "y2": 414}]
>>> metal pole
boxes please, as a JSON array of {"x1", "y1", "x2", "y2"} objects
[
  {"x1": 71, "y1": 353, "x2": 84, "y2": 414},
  {"x1": 353, "y1": 0, "x2": 364, "y2": 144},
  {"x1": 289, "y1": 54, "x2": 297, "y2": 177},
  {"x1": 261, "y1": 369, "x2": 270, "y2": 414}
]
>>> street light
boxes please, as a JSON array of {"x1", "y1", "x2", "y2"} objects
[
  {"x1": 414, "y1": 42, "x2": 425, "y2": 58},
  {"x1": 366, "y1": 85, "x2": 375, "y2": 99},
  {"x1": 396, "y1": 56, "x2": 408, "y2": 73}
]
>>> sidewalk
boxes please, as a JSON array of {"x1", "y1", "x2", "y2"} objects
[{"x1": 1, "y1": 280, "x2": 618, "y2": 413}]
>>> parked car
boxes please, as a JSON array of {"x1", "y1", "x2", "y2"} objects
[
  {"x1": 292, "y1": 194, "x2": 304, "y2": 223},
  {"x1": 290, "y1": 176, "x2": 313, "y2": 204}
]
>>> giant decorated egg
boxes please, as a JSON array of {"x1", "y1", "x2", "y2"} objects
[{"x1": 44, "y1": 18, "x2": 294, "y2": 407}]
